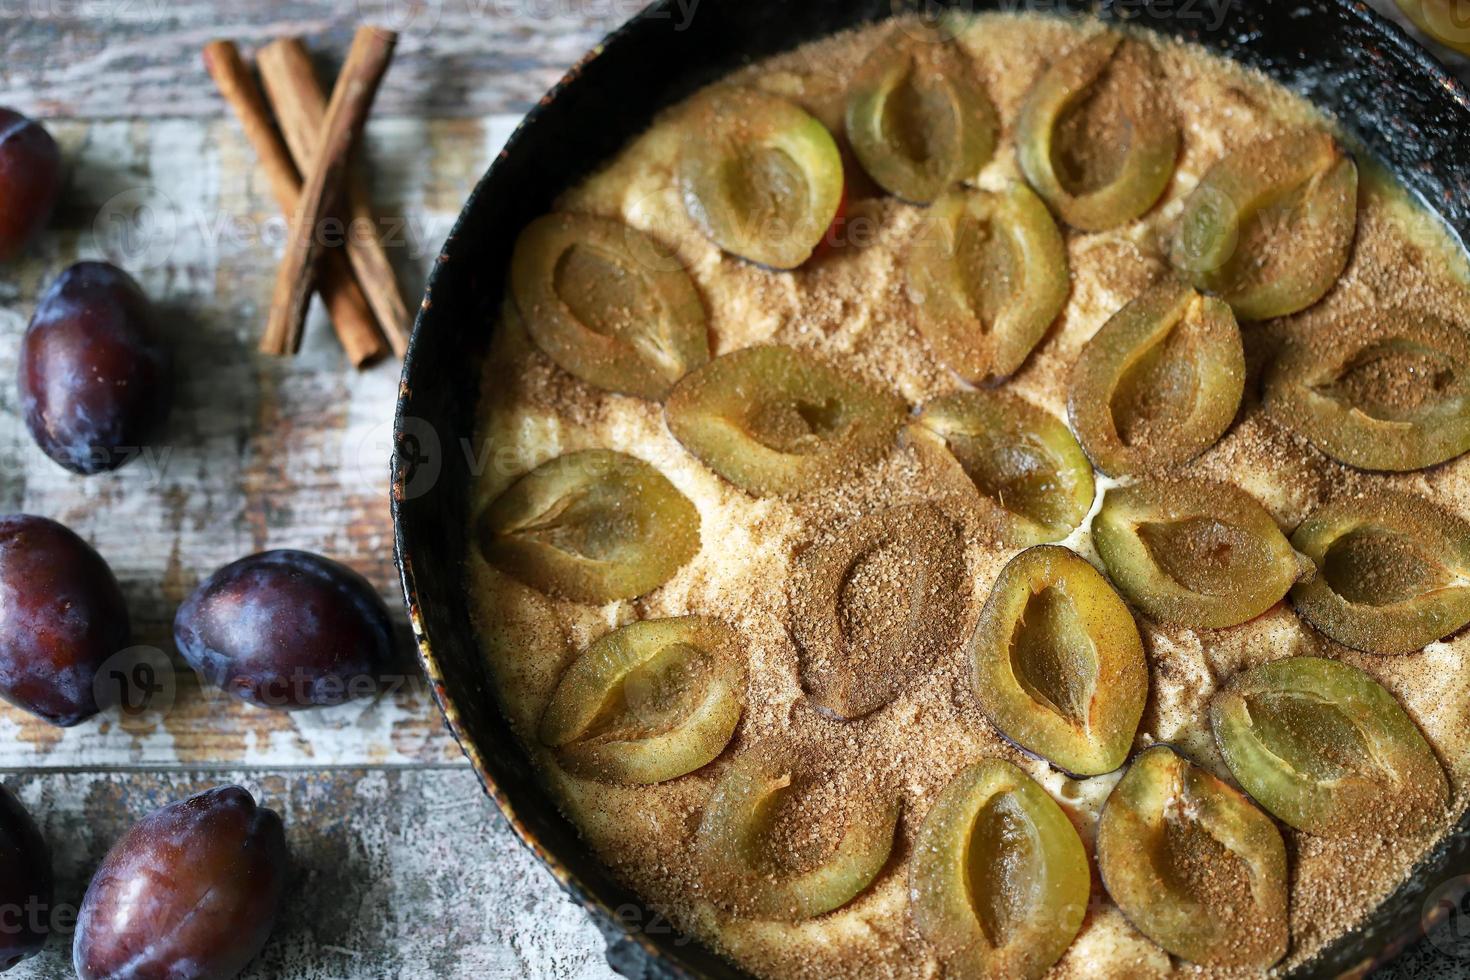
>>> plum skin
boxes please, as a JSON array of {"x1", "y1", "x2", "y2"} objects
[
  {"x1": 73, "y1": 786, "x2": 287, "y2": 980},
  {"x1": 0, "y1": 108, "x2": 62, "y2": 262},
  {"x1": 173, "y1": 550, "x2": 394, "y2": 709},
  {"x1": 0, "y1": 783, "x2": 53, "y2": 972},
  {"x1": 20, "y1": 261, "x2": 173, "y2": 475},
  {"x1": 0, "y1": 514, "x2": 130, "y2": 726}
]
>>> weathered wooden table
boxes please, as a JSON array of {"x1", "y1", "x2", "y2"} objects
[{"x1": 0, "y1": 3, "x2": 1466, "y2": 978}]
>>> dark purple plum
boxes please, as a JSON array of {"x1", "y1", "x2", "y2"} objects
[
  {"x1": 0, "y1": 783, "x2": 52, "y2": 972},
  {"x1": 19, "y1": 262, "x2": 172, "y2": 475},
  {"x1": 173, "y1": 550, "x2": 394, "y2": 709},
  {"x1": 0, "y1": 515, "x2": 129, "y2": 726},
  {"x1": 74, "y1": 786, "x2": 287, "y2": 980},
  {"x1": 0, "y1": 108, "x2": 61, "y2": 262}
]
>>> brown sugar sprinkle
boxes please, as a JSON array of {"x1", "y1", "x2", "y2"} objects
[
  {"x1": 788, "y1": 502, "x2": 972, "y2": 720},
  {"x1": 752, "y1": 752, "x2": 892, "y2": 874},
  {"x1": 1161, "y1": 817, "x2": 1256, "y2": 933},
  {"x1": 465, "y1": 11, "x2": 1470, "y2": 980},
  {"x1": 1051, "y1": 39, "x2": 1165, "y2": 196},
  {"x1": 1326, "y1": 340, "x2": 1455, "y2": 418},
  {"x1": 1288, "y1": 823, "x2": 1445, "y2": 960}
]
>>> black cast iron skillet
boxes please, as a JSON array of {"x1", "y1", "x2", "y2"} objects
[{"x1": 392, "y1": 1, "x2": 1470, "y2": 976}]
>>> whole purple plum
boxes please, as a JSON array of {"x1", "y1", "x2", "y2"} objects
[
  {"x1": 0, "y1": 514, "x2": 130, "y2": 726},
  {"x1": 0, "y1": 782, "x2": 52, "y2": 972},
  {"x1": 0, "y1": 108, "x2": 61, "y2": 261},
  {"x1": 173, "y1": 550, "x2": 394, "y2": 709},
  {"x1": 74, "y1": 785, "x2": 287, "y2": 980},
  {"x1": 19, "y1": 261, "x2": 172, "y2": 475}
]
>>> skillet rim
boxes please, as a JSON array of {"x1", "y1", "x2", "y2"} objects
[{"x1": 392, "y1": 3, "x2": 1470, "y2": 976}]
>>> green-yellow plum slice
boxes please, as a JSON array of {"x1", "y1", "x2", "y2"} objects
[
  {"x1": 845, "y1": 34, "x2": 998, "y2": 204},
  {"x1": 1265, "y1": 309, "x2": 1470, "y2": 471},
  {"x1": 910, "y1": 390, "x2": 1094, "y2": 546},
  {"x1": 539, "y1": 616, "x2": 744, "y2": 783},
  {"x1": 1016, "y1": 34, "x2": 1179, "y2": 231},
  {"x1": 1171, "y1": 129, "x2": 1357, "y2": 321},
  {"x1": 1397, "y1": 0, "x2": 1470, "y2": 54},
  {"x1": 1211, "y1": 657, "x2": 1449, "y2": 836},
  {"x1": 1094, "y1": 479, "x2": 1308, "y2": 628},
  {"x1": 910, "y1": 759, "x2": 1089, "y2": 979},
  {"x1": 1068, "y1": 278, "x2": 1244, "y2": 477},
  {"x1": 695, "y1": 750, "x2": 899, "y2": 920},
  {"x1": 509, "y1": 212, "x2": 710, "y2": 399},
  {"x1": 789, "y1": 503, "x2": 968, "y2": 719},
  {"x1": 677, "y1": 87, "x2": 844, "y2": 269},
  {"x1": 478, "y1": 450, "x2": 700, "y2": 604},
  {"x1": 970, "y1": 545, "x2": 1147, "y2": 776},
  {"x1": 665, "y1": 345, "x2": 907, "y2": 497},
  {"x1": 905, "y1": 184, "x2": 1070, "y2": 382},
  {"x1": 1097, "y1": 744, "x2": 1288, "y2": 969},
  {"x1": 1289, "y1": 490, "x2": 1470, "y2": 654}
]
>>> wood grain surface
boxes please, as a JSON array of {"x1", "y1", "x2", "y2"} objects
[
  {"x1": 0, "y1": 109, "x2": 522, "y2": 771},
  {"x1": 0, "y1": 2, "x2": 1467, "y2": 978},
  {"x1": 5, "y1": 769, "x2": 612, "y2": 979},
  {"x1": 0, "y1": 0, "x2": 629, "y2": 119}
]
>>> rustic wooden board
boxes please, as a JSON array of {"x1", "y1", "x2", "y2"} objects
[
  {"x1": 0, "y1": 113, "x2": 520, "y2": 769},
  {"x1": 0, "y1": 1, "x2": 1466, "y2": 977},
  {"x1": 3, "y1": 768, "x2": 613, "y2": 979},
  {"x1": 0, "y1": 1, "x2": 625, "y2": 119}
]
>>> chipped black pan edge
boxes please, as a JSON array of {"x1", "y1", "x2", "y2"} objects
[{"x1": 391, "y1": 1, "x2": 1470, "y2": 977}]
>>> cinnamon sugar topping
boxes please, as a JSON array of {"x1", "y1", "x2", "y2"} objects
[{"x1": 466, "y1": 12, "x2": 1470, "y2": 979}]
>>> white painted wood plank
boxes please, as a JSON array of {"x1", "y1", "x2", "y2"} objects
[
  {"x1": 0, "y1": 0, "x2": 624, "y2": 119},
  {"x1": 2, "y1": 768, "x2": 617, "y2": 980},
  {"x1": 0, "y1": 114, "x2": 520, "y2": 769}
]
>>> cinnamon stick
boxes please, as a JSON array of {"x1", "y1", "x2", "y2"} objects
[
  {"x1": 261, "y1": 27, "x2": 397, "y2": 356},
  {"x1": 202, "y1": 40, "x2": 388, "y2": 367},
  {"x1": 258, "y1": 37, "x2": 412, "y2": 358}
]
